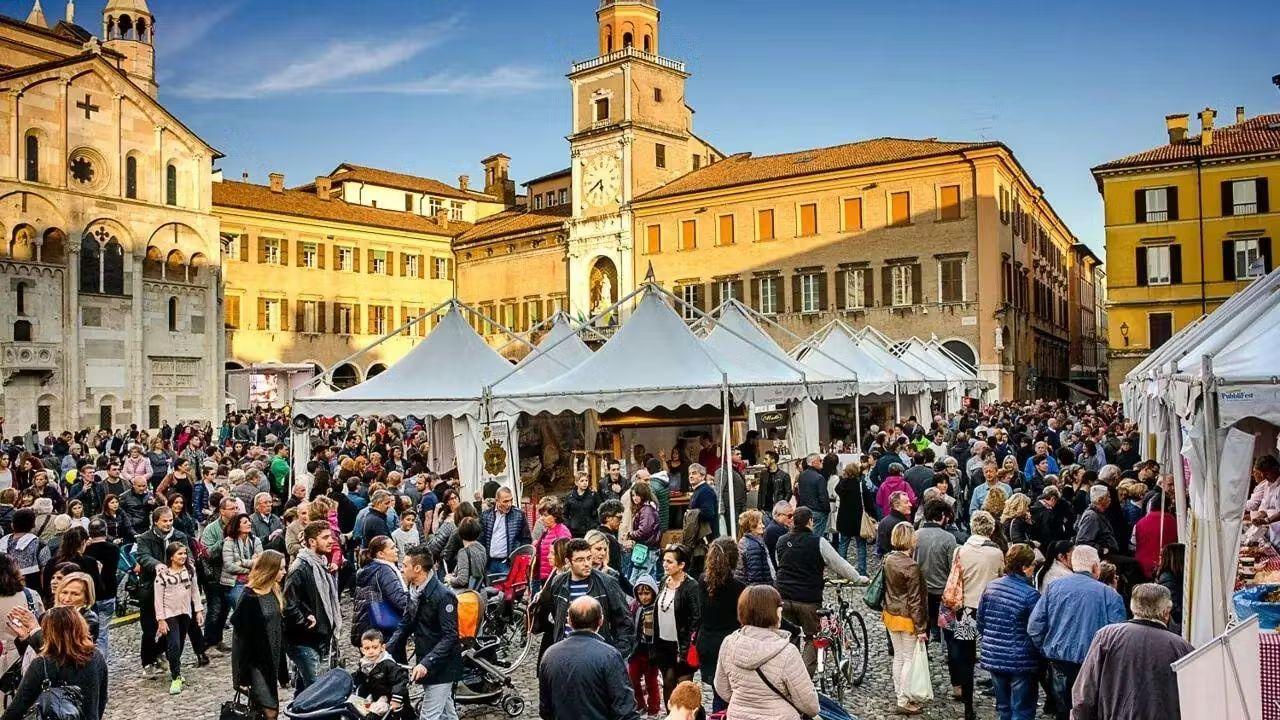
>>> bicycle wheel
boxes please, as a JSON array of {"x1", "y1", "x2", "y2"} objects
[
  {"x1": 826, "y1": 637, "x2": 846, "y2": 701},
  {"x1": 842, "y1": 610, "x2": 869, "y2": 686}
]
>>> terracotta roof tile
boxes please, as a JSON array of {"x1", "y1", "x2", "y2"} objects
[
  {"x1": 212, "y1": 180, "x2": 467, "y2": 236},
  {"x1": 300, "y1": 163, "x2": 499, "y2": 203},
  {"x1": 456, "y1": 204, "x2": 571, "y2": 244},
  {"x1": 1092, "y1": 114, "x2": 1280, "y2": 172},
  {"x1": 637, "y1": 137, "x2": 1000, "y2": 201}
]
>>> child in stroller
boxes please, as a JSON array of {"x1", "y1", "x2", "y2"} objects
[{"x1": 349, "y1": 630, "x2": 409, "y2": 719}]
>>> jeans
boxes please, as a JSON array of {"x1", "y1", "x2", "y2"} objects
[
  {"x1": 485, "y1": 558, "x2": 510, "y2": 580},
  {"x1": 990, "y1": 671, "x2": 1039, "y2": 720},
  {"x1": 1050, "y1": 660, "x2": 1082, "y2": 720},
  {"x1": 836, "y1": 534, "x2": 869, "y2": 575},
  {"x1": 162, "y1": 614, "x2": 192, "y2": 680},
  {"x1": 287, "y1": 643, "x2": 328, "y2": 693},
  {"x1": 810, "y1": 510, "x2": 829, "y2": 540},
  {"x1": 888, "y1": 630, "x2": 919, "y2": 708},
  {"x1": 93, "y1": 599, "x2": 115, "y2": 657},
  {"x1": 228, "y1": 581, "x2": 246, "y2": 609},
  {"x1": 203, "y1": 583, "x2": 230, "y2": 647},
  {"x1": 418, "y1": 682, "x2": 459, "y2": 720},
  {"x1": 926, "y1": 593, "x2": 942, "y2": 641}
]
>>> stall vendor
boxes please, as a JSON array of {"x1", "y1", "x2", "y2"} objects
[{"x1": 1246, "y1": 455, "x2": 1280, "y2": 548}]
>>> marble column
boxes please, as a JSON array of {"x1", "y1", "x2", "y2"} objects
[
  {"x1": 131, "y1": 245, "x2": 145, "y2": 427},
  {"x1": 206, "y1": 264, "x2": 223, "y2": 421},
  {"x1": 65, "y1": 243, "x2": 80, "y2": 428}
]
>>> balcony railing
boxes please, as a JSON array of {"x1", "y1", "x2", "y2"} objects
[
  {"x1": 1, "y1": 341, "x2": 59, "y2": 384},
  {"x1": 1233, "y1": 202, "x2": 1258, "y2": 215},
  {"x1": 599, "y1": 0, "x2": 656, "y2": 8},
  {"x1": 571, "y1": 46, "x2": 685, "y2": 74}
]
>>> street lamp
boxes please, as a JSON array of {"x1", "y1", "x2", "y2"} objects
[{"x1": 1119, "y1": 322, "x2": 1129, "y2": 347}]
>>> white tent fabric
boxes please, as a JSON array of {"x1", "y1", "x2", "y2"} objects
[
  {"x1": 489, "y1": 313, "x2": 594, "y2": 394},
  {"x1": 703, "y1": 302, "x2": 854, "y2": 399},
  {"x1": 797, "y1": 326, "x2": 897, "y2": 395},
  {"x1": 294, "y1": 305, "x2": 515, "y2": 418},
  {"x1": 488, "y1": 289, "x2": 819, "y2": 415}
]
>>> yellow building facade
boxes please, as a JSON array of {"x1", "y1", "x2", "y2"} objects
[
  {"x1": 1093, "y1": 107, "x2": 1280, "y2": 396},
  {"x1": 215, "y1": 173, "x2": 468, "y2": 400}
]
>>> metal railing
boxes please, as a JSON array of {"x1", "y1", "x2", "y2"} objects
[
  {"x1": 599, "y1": 0, "x2": 657, "y2": 8},
  {"x1": 571, "y1": 46, "x2": 685, "y2": 74}
]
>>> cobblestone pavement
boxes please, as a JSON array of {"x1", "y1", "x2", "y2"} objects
[{"x1": 101, "y1": 567, "x2": 1027, "y2": 719}]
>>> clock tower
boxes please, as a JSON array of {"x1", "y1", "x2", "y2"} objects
[{"x1": 566, "y1": 0, "x2": 702, "y2": 319}]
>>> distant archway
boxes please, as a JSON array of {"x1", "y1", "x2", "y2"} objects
[
  {"x1": 941, "y1": 339, "x2": 977, "y2": 370},
  {"x1": 331, "y1": 363, "x2": 360, "y2": 389},
  {"x1": 366, "y1": 363, "x2": 388, "y2": 379}
]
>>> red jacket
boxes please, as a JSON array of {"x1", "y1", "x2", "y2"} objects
[{"x1": 1132, "y1": 509, "x2": 1177, "y2": 579}]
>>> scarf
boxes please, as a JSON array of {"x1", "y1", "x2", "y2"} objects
[
  {"x1": 358, "y1": 649, "x2": 392, "y2": 674},
  {"x1": 293, "y1": 548, "x2": 341, "y2": 633}
]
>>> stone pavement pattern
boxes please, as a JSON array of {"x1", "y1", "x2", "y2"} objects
[{"x1": 102, "y1": 571, "x2": 1013, "y2": 720}]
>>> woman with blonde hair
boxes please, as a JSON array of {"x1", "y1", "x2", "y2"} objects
[
  {"x1": 882, "y1": 522, "x2": 928, "y2": 715},
  {"x1": 231, "y1": 550, "x2": 287, "y2": 720},
  {"x1": 1001, "y1": 492, "x2": 1035, "y2": 546},
  {"x1": 1, "y1": 607, "x2": 107, "y2": 720},
  {"x1": 946, "y1": 510, "x2": 1004, "y2": 719},
  {"x1": 982, "y1": 487, "x2": 1009, "y2": 551}
]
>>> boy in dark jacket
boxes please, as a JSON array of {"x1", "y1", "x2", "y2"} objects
[
  {"x1": 351, "y1": 629, "x2": 409, "y2": 718},
  {"x1": 627, "y1": 576, "x2": 661, "y2": 716}
]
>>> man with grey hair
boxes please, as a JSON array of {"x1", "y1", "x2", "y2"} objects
[
  {"x1": 358, "y1": 489, "x2": 394, "y2": 548},
  {"x1": 795, "y1": 453, "x2": 830, "y2": 538},
  {"x1": 1028, "y1": 543, "x2": 1126, "y2": 720},
  {"x1": 764, "y1": 499, "x2": 794, "y2": 565},
  {"x1": 1071, "y1": 583, "x2": 1193, "y2": 720},
  {"x1": 1076, "y1": 485, "x2": 1119, "y2": 557},
  {"x1": 250, "y1": 491, "x2": 285, "y2": 551},
  {"x1": 687, "y1": 462, "x2": 719, "y2": 540}
]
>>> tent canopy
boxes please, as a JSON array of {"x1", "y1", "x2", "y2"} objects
[
  {"x1": 488, "y1": 313, "x2": 594, "y2": 395},
  {"x1": 794, "y1": 322, "x2": 903, "y2": 395},
  {"x1": 703, "y1": 301, "x2": 855, "y2": 399},
  {"x1": 293, "y1": 303, "x2": 514, "y2": 418},
  {"x1": 488, "y1": 288, "x2": 821, "y2": 415}
]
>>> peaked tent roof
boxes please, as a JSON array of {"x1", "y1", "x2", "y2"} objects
[
  {"x1": 293, "y1": 304, "x2": 514, "y2": 418},
  {"x1": 702, "y1": 301, "x2": 854, "y2": 399},
  {"x1": 488, "y1": 313, "x2": 594, "y2": 394},
  {"x1": 488, "y1": 289, "x2": 816, "y2": 415},
  {"x1": 797, "y1": 326, "x2": 896, "y2": 395}
]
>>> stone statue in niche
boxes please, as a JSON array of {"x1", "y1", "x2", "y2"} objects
[{"x1": 589, "y1": 257, "x2": 618, "y2": 318}]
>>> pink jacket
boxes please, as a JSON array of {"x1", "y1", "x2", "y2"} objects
[
  {"x1": 326, "y1": 510, "x2": 344, "y2": 569},
  {"x1": 534, "y1": 522, "x2": 571, "y2": 580},
  {"x1": 122, "y1": 455, "x2": 152, "y2": 480},
  {"x1": 154, "y1": 564, "x2": 204, "y2": 620},
  {"x1": 875, "y1": 475, "x2": 917, "y2": 517}
]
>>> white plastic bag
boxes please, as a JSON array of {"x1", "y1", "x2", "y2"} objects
[{"x1": 902, "y1": 639, "x2": 934, "y2": 703}]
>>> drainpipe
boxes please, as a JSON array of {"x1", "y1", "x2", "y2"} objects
[{"x1": 1197, "y1": 158, "x2": 1206, "y2": 315}]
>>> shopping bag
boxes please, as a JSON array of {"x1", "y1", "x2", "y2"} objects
[
  {"x1": 901, "y1": 639, "x2": 934, "y2": 703},
  {"x1": 940, "y1": 551, "x2": 965, "y2": 610}
]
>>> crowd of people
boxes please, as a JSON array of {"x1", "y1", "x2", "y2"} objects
[{"x1": 0, "y1": 400, "x2": 1211, "y2": 720}]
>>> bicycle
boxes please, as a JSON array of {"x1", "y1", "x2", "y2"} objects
[{"x1": 810, "y1": 577, "x2": 869, "y2": 700}]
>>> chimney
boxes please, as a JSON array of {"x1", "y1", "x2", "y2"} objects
[
  {"x1": 1236, "y1": 106, "x2": 1246, "y2": 125},
  {"x1": 314, "y1": 176, "x2": 332, "y2": 201},
  {"x1": 435, "y1": 208, "x2": 449, "y2": 230},
  {"x1": 240, "y1": 171, "x2": 249, "y2": 182},
  {"x1": 458, "y1": 174, "x2": 470, "y2": 192},
  {"x1": 482, "y1": 153, "x2": 517, "y2": 208},
  {"x1": 268, "y1": 172, "x2": 284, "y2": 193},
  {"x1": 1165, "y1": 114, "x2": 1189, "y2": 144},
  {"x1": 65, "y1": 0, "x2": 73, "y2": 24},
  {"x1": 1199, "y1": 107, "x2": 1217, "y2": 147}
]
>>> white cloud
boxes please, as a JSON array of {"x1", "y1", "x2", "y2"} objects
[
  {"x1": 359, "y1": 65, "x2": 555, "y2": 95},
  {"x1": 158, "y1": 1, "x2": 244, "y2": 59}
]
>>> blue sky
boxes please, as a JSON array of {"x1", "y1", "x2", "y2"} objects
[{"x1": 8, "y1": 0, "x2": 1279, "y2": 251}]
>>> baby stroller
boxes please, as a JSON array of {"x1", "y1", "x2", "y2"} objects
[
  {"x1": 482, "y1": 544, "x2": 534, "y2": 668},
  {"x1": 453, "y1": 589, "x2": 526, "y2": 717},
  {"x1": 283, "y1": 668, "x2": 413, "y2": 720},
  {"x1": 115, "y1": 543, "x2": 141, "y2": 616}
]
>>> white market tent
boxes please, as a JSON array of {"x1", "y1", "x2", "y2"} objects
[
  {"x1": 490, "y1": 313, "x2": 595, "y2": 394},
  {"x1": 1121, "y1": 266, "x2": 1280, "y2": 645}
]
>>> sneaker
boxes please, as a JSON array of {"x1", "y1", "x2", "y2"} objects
[
  {"x1": 141, "y1": 663, "x2": 159, "y2": 679},
  {"x1": 169, "y1": 677, "x2": 184, "y2": 695},
  {"x1": 196, "y1": 654, "x2": 211, "y2": 667}
]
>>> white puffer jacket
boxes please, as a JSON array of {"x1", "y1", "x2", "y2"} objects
[{"x1": 714, "y1": 625, "x2": 820, "y2": 720}]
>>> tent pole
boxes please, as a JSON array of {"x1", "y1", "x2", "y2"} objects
[
  {"x1": 1200, "y1": 355, "x2": 1227, "y2": 638},
  {"x1": 894, "y1": 388, "x2": 901, "y2": 424},
  {"x1": 722, "y1": 373, "x2": 736, "y2": 539},
  {"x1": 854, "y1": 395, "x2": 862, "y2": 455},
  {"x1": 299, "y1": 296, "x2": 458, "y2": 390}
]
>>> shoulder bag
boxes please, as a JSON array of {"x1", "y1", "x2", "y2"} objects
[
  {"x1": 858, "y1": 510, "x2": 876, "y2": 541},
  {"x1": 862, "y1": 566, "x2": 885, "y2": 611},
  {"x1": 756, "y1": 668, "x2": 813, "y2": 720},
  {"x1": 34, "y1": 660, "x2": 83, "y2": 720},
  {"x1": 941, "y1": 548, "x2": 966, "y2": 611},
  {"x1": 219, "y1": 688, "x2": 255, "y2": 720}
]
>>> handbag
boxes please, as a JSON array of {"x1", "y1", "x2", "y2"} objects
[
  {"x1": 941, "y1": 550, "x2": 965, "y2": 611},
  {"x1": 685, "y1": 634, "x2": 699, "y2": 669},
  {"x1": 368, "y1": 599, "x2": 402, "y2": 632},
  {"x1": 862, "y1": 566, "x2": 885, "y2": 611},
  {"x1": 858, "y1": 511, "x2": 876, "y2": 541},
  {"x1": 35, "y1": 661, "x2": 83, "y2": 720},
  {"x1": 630, "y1": 543, "x2": 650, "y2": 566},
  {"x1": 219, "y1": 688, "x2": 255, "y2": 720},
  {"x1": 755, "y1": 668, "x2": 813, "y2": 720},
  {"x1": 949, "y1": 606, "x2": 979, "y2": 641}
]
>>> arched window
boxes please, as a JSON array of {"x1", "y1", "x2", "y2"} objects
[
  {"x1": 15, "y1": 282, "x2": 27, "y2": 315},
  {"x1": 79, "y1": 236, "x2": 101, "y2": 293},
  {"x1": 622, "y1": 32, "x2": 633, "y2": 47},
  {"x1": 167, "y1": 296, "x2": 178, "y2": 331},
  {"x1": 12, "y1": 320, "x2": 31, "y2": 342},
  {"x1": 102, "y1": 240, "x2": 124, "y2": 294},
  {"x1": 24, "y1": 134, "x2": 38, "y2": 182},
  {"x1": 125, "y1": 156, "x2": 138, "y2": 199},
  {"x1": 165, "y1": 164, "x2": 178, "y2": 205},
  {"x1": 643, "y1": 34, "x2": 652, "y2": 52}
]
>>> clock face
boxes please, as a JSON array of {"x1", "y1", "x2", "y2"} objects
[{"x1": 581, "y1": 153, "x2": 621, "y2": 209}]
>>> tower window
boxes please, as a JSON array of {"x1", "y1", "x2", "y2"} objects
[
  {"x1": 623, "y1": 32, "x2": 633, "y2": 48},
  {"x1": 655, "y1": 143, "x2": 666, "y2": 169},
  {"x1": 24, "y1": 134, "x2": 38, "y2": 182},
  {"x1": 125, "y1": 156, "x2": 138, "y2": 199},
  {"x1": 167, "y1": 296, "x2": 178, "y2": 332},
  {"x1": 15, "y1": 282, "x2": 27, "y2": 315},
  {"x1": 644, "y1": 34, "x2": 652, "y2": 52},
  {"x1": 654, "y1": 87, "x2": 663, "y2": 103},
  {"x1": 594, "y1": 98, "x2": 609, "y2": 122},
  {"x1": 13, "y1": 320, "x2": 31, "y2": 342},
  {"x1": 165, "y1": 163, "x2": 178, "y2": 205}
]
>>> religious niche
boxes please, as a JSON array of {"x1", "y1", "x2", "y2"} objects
[
  {"x1": 68, "y1": 147, "x2": 109, "y2": 193},
  {"x1": 588, "y1": 255, "x2": 619, "y2": 321}
]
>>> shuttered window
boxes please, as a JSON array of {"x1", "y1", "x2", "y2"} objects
[
  {"x1": 890, "y1": 192, "x2": 911, "y2": 226},
  {"x1": 940, "y1": 258, "x2": 965, "y2": 302},
  {"x1": 646, "y1": 225, "x2": 661, "y2": 254},
  {"x1": 680, "y1": 220, "x2": 697, "y2": 251},
  {"x1": 718, "y1": 215, "x2": 735, "y2": 246},
  {"x1": 223, "y1": 295, "x2": 240, "y2": 329},
  {"x1": 757, "y1": 210, "x2": 775, "y2": 241},
  {"x1": 939, "y1": 185, "x2": 961, "y2": 220},
  {"x1": 842, "y1": 198, "x2": 863, "y2": 231},
  {"x1": 754, "y1": 276, "x2": 780, "y2": 315},
  {"x1": 799, "y1": 203, "x2": 818, "y2": 236}
]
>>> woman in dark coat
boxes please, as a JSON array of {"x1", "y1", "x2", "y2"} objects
[
  {"x1": 698, "y1": 537, "x2": 745, "y2": 713},
  {"x1": 734, "y1": 510, "x2": 774, "y2": 585},
  {"x1": 835, "y1": 462, "x2": 871, "y2": 575},
  {"x1": 231, "y1": 550, "x2": 289, "y2": 719}
]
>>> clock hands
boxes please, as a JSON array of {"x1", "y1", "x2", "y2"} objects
[{"x1": 590, "y1": 180, "x2": 604, "y2": 194}]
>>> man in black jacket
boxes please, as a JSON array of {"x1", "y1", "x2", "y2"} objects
[
  {"x1": 399, "y1": 546, "x2": 460, "y2": 720},
  {"x1": 531, "y1": 539, "x2": 633, "y2": 659},
  {"x1": 135, "y1": 506, "x2": 188, "y2": 676},
  {"x1": 757, "y1": 450, "x2": 792, "y2": 508},
  {"x1": 359, "y1": 490, "x2": 394, "y2": 548},
  {"x1": 539, "y1": 596, "x2": 639, "y2": 720},
  {"x1": 795, "y1": 453, "x2": 830, "y2": 538},
  {"x1": 284, "y1": 521, "x2": 341, "y2": 692}
]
